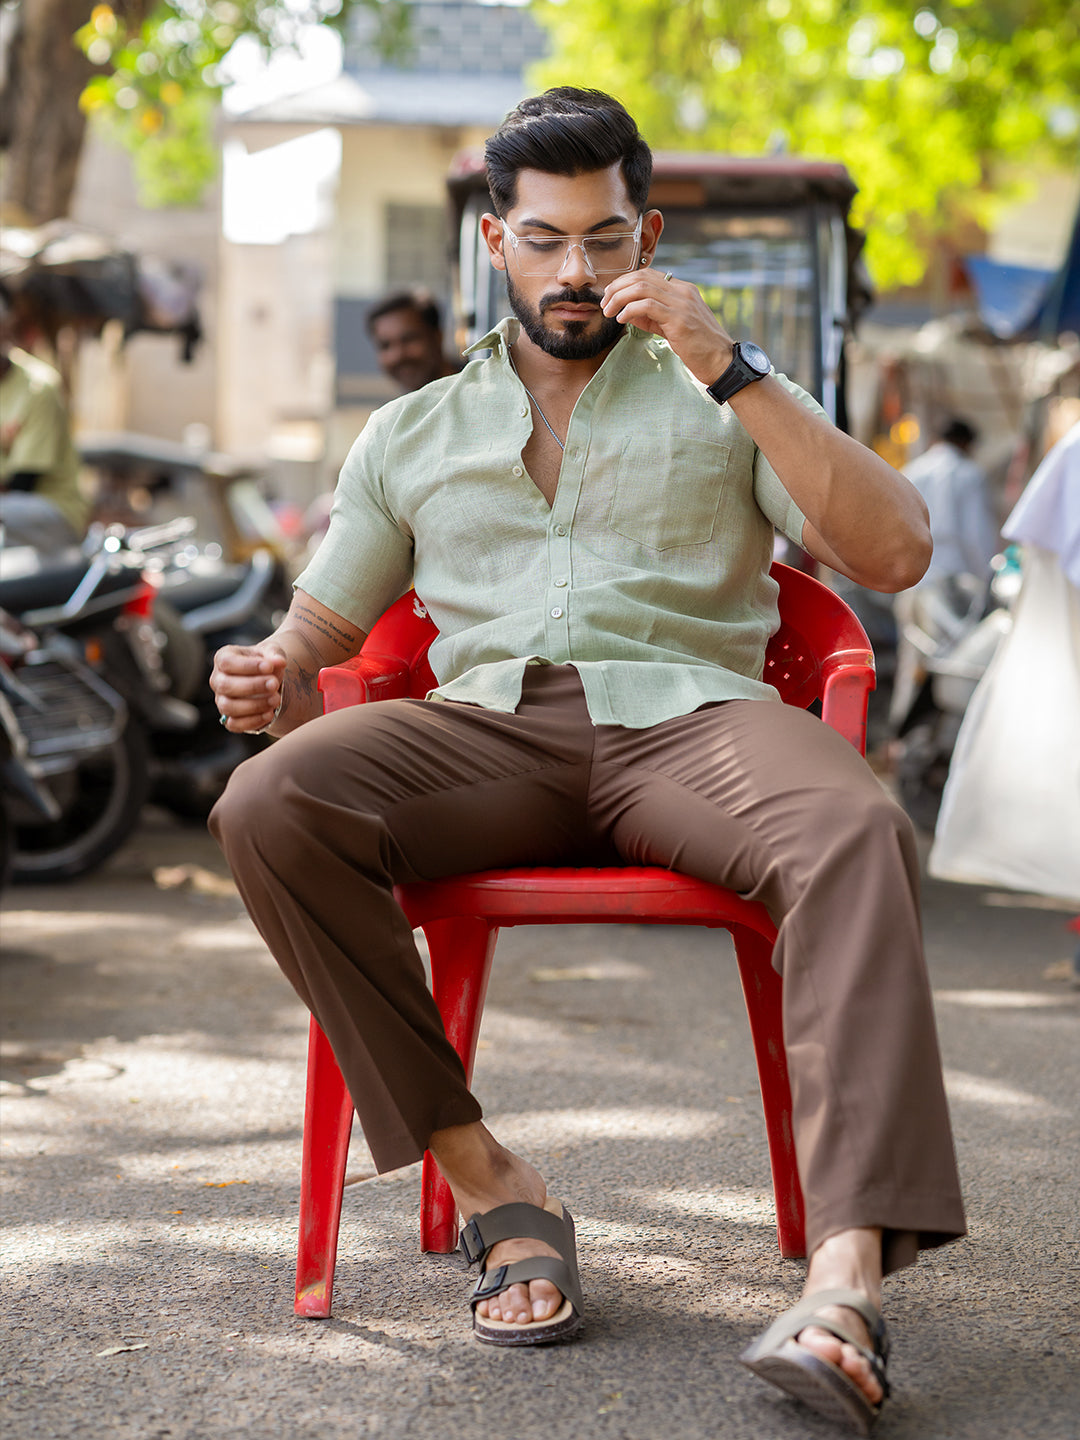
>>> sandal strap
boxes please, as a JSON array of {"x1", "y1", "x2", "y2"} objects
[
  {"x1": 744, "y1": 1287, "x2": 890, "y2": 1390},
  {"x1": 459, "y1": 1201, "x2": 571, "y2": 1267},
  {"x1": 469, "y1": 1255, "x2": 583, "y2": 1316}
]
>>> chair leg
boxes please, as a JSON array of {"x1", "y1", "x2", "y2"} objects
[
  {"x1": 419, "y1": 916, "x2": 499, "y2": 1253},
  {"x1": 295, "y1": 1017, "x2": 355, "y2": 1317},
  {"x1": 731, "y1": 926, "x2": 807, "y2": 1259}
]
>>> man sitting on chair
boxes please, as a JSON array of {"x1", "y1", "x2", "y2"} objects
[{"x1": 210, "y1": 87, "x2": 965, "y2": 1435}]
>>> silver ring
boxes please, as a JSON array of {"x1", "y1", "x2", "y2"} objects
[
  {"x1": 219, "y1": 713, "x2": 229, "y2": 728},
  {"x1": 663, "y1": 271, "x2": 674, "y2": 282}
]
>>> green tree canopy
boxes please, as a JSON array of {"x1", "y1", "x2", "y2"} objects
[
  {"x1": 0, "y1": 0, "x2": 407, "y2": 222},
  {"x1": 530, "y1": 0, "x2": 1080, "y2": 287},
  {"x1": 75, "y1": 0, "x2": 409, "y2": 206}
]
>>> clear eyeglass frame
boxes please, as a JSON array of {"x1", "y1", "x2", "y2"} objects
[{"x1": 501, "y1": 214, "x2": 644, "y2": 276}]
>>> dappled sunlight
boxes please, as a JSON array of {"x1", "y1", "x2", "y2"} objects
[
  {"x1": 489, "y1": 1106, "x2": 725, "y2": 1148},
  {"x1": 176, "y1": 918, "x2": 269, "y2": 952},
  {"x1": 0, "y1": 1215, "x2": 292, "y2": 1269},
  {"x1": 1, "y1": 910, "x2": 175, "y2": 937},
  {"x1": 980, "y1": 890, "x2": 1077, "y2": 912},
  {"x1": 620, "y1": 1186, "x2": 776, "y2": 1228},
  {"x1": 110, "y1": 1139, "x2": 301, "y2": 1186},
  {"x1": 934, "y1": 989, "x2": 1076, "y2": 1009},
  {"x1": 575, "y1": 1217, "x2": 697, "y2": 1250},
  {"x1": 474, "y1": 1008, "x2": 698, "y2": 1087},
  {"x1": 944, "y1": 1069, "x2": 1064, "y2": 1117},
  {"x1": 528, "y1": 955, "x2": 653, "y2": 982}
]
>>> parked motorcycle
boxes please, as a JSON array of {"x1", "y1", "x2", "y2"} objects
[
  {"x1": 0, "y1": 606, "x2": 147, "y2": 882},
  {"x1": 0, "y1": 518, "x2": 184, "y2": 880},
  {"x1": 1, "y1": 515, "x2": 289, "y2": 843},
  {"x1": 0, "y1": 616, "x2": 58, "y2": 888},
  {"x1": 889, "y1": 553, "x2": 1021, "y2": 832}
]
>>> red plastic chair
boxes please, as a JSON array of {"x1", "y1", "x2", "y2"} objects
[{"x1": 295, "y1": 563, "x2": 875, "y2": 1317}]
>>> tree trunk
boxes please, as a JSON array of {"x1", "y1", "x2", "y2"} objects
[{"x1": 0, "y1": 0, "x2": 104, "y2": 222}]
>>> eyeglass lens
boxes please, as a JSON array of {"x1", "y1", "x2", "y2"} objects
[{"x1": 510, "y1": 232, "x2": 640, "y2": 276}]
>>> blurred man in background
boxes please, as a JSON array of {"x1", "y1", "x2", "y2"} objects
[
  {"x1": 889, "y1": 418, "x2": 1001, "y2": 734},
  {"x1": 902, "y1": 418, "x2": 999, "y2": 590},
  {"x1": 366, "y1": 289, "x2": 462, "y2": 394},
  {"x1": 0, "y1": 287, "x2": 88, "y2": 552}
]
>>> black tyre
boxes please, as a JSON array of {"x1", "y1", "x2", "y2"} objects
[{"x1": 11, "y1": 720, "x2": 150, "y2": 882}]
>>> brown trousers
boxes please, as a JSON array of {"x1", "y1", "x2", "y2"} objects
[{"x1": 210, "y1": 666, "x2": 966, "y2": 1271}]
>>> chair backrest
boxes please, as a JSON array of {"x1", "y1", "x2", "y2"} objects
[{"x1": 319, "y1": 562, "x2": 875, "y2": 750}]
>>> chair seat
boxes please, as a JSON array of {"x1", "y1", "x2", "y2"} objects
[{"x1": 397, "y1": 866, "x2": 776, "y2": 933}]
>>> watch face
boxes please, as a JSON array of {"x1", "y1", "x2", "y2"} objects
[{"x1": 740, "y1": 342, "x2": 770, "y2": 376}]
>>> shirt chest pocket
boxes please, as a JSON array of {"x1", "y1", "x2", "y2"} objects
[{"x1": 606, "y1": 432, "x2": 733, "y2": 551}]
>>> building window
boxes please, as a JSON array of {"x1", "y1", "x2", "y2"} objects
[{"x1": 385, "y1": 203, "x2": 449, "y2": 295}]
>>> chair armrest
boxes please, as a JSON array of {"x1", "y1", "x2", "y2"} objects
[
  {"x1": 318, "y1": 653, "x2": 412, "y2": 713},
  {"x1": 819, "y1": 648, "x2": 876, "y2": 753}
]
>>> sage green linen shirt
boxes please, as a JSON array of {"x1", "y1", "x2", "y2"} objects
[{"x1": 296, "y1": 318, "x2": 822, "y2": 728}]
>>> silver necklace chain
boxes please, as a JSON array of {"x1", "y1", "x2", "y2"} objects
[{"x1": 508, "y1": 352, "x2": 565, "y2": 452}]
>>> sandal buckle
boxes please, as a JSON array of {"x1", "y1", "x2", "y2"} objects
[
  {"x1": 459, "y1": 1218, "x2": 486, "y2": 1266},
  {"x1": 472, "y1": 1265, "x2": 508, "y2": 1299}
]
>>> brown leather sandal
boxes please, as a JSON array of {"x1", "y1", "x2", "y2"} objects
[
  {"x1": 459, "y1": 1197, "x2": 584, "y2": 1347},
  {"x1": 739, "y1": 1288, "x2": 890, "y2": 1435}
]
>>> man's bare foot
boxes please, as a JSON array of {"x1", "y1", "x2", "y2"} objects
[
  {"x1": 797, "y1": 1227, "x2": 885, "y2": 1406},
  {"x1": 428, "y1": 1121, "x2": 564, "y2": 1325}
]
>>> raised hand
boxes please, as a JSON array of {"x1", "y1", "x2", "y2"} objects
[{"x1": 601, "y1": 267, "x2": 734, "y2": 388}]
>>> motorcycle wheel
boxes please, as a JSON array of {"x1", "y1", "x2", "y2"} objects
[{"x1": 10, "y1": 720, "x2": 150, "y2": 883}]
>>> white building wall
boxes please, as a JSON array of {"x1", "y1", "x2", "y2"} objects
[
  {"x1": 69, "y1": 127, "x2": 220, "y2": 445},
  {"x1": 326, "y1": 122, "x2": 489, "y2": 470}
]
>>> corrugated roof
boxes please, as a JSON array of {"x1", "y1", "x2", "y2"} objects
[
  {"x1": 347, "y1": 0, "x2": 546, "y2": 78},
  {"x1": 233, "y1": 70, "x2": 531, "y2": 127},
  {"x1": 234, "y1": 0, "x2": 547, "y2": 126}
]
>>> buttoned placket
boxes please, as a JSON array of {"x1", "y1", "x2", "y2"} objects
[{"x1": 542, "y1": 368, "x2": 609, "y2": 659}]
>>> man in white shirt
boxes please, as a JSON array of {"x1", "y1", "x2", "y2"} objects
[{"x1": 902, "y1": 419, "x2": 998, "y2": 587}]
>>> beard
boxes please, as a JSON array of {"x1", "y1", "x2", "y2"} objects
[{"x1": 505, "y1": 273, "x2": 626, "y2": 360}]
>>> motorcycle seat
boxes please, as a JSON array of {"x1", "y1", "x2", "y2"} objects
[
  {"x1": 0, "y1": 560, "x2": 142, "y2": 617},
  {"x1": 157, "y1": 564, "x2": 254, "y2": 615}
]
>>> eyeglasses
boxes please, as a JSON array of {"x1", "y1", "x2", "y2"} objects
[{"x1": 501, "y1": 215, "x2": 643, "y2": 277}]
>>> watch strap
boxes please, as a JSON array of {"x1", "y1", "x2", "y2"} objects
[{"x1": 707, "y1": 342, "x2": 769, "y2": 405}]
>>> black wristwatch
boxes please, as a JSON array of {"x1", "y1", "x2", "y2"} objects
[{"x1": 706, "y1": 341, "x2": 771, "y2": 405}]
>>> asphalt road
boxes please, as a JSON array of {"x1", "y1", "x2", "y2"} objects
[{"x1": 1, "y1": 806, "x2": 1077, "y2": 1440}]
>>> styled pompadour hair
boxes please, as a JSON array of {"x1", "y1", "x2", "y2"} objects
[{"x1": 484, "y1": 87, "x2": 653, "y2": 218}]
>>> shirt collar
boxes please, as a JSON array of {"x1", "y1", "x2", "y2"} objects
[{"x1": 464, "y1": 317, "x2": 518, "y2": 357}]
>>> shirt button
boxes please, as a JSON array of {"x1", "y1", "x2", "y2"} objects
[
  {"x1": 512, "y1": 465, "x2": 523, "y2": 476},
  {"x1": 550, "y1": 607, "x2": 563, "y2": 619},
  {"x1": 553, "y1": 577, "x2": 567, "y2": 587},
  {"x1": 519, "y1": 405, "x2": 528, "y2": 417},
  {"x1": 554, "y1": 525, "x2": 567, "y2": 536}
]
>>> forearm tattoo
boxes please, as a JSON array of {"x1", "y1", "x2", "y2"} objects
[
  {"x1": 277, "y1": 660, "x2": 317, "y2": 723},
  {"x1": 274, "y1": 603, "x2": 362, "y2": 728},
  {"x1": 294, "y1": 602, "x2": 362, "y2": 657}
]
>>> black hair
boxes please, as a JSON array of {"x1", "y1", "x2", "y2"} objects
[
  {"x1": 365, "y1": 288, "x2": 442, "y2": 336},
  {"x1": 484, "y1": 87, "x2": 653, "y2": 217},
  {"x1": 941, "y1": 418, "x2": 978, "y2": 449}
]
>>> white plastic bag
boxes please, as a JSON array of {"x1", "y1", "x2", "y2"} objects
[{"x1": 928, "y1": 543, "x2": 1080, "y2": 901}]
